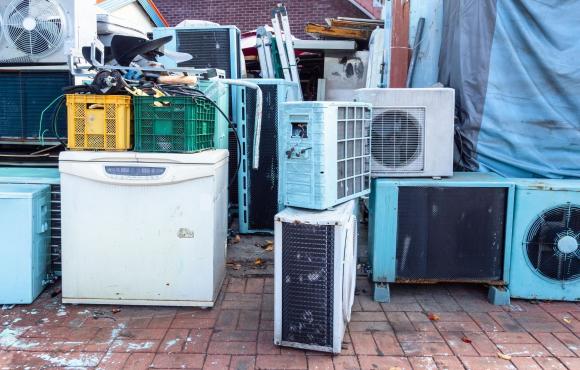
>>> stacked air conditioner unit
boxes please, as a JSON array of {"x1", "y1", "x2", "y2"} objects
[
  {"x1": 274, "y1": 200, "x2": 357, "y2": 353},
  {"x1": 369, "y1": 172, "x2": 515, "y2": 305},
  {"x1": 279, "y1": 101, "x2": 372, "y2": 210},
  {"x1": 508, "y1": 179, "x2": 580, "y2": 301},
  {"x1": 236, "y1": 79, "x2": 300, "y2": 233},
  {"x1": 354, "y1": 88, "x2": 455, "y2": 178},
  {"x1": 0, "y1": 0, "x2": 97, "y2": 143}
]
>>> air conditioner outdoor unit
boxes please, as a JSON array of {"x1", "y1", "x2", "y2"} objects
[
  {"x1": 509, "y1": 179, "x2": 580, "y2": 301},
  {"x1": 279, "y1": 101, "x2": 372, "y2": 210},
  {"x1": 236, "y1": 79, "x2": 300, "y2": 234},
  {"x1": 0, "y1": 0, "x2": 97, "y2": 65},
  {"x1": 354, "y1": 88, "x2": 455, "y2": 178},
  {"x1": 369, "y1": 172, "x2": 515, "y2": 305},
  {"x1": 274, "y1": 200, "x2": 357, "y2": 353},
  {"x1": 153, "y1": 25, "x2": 241, "y2": 79}
]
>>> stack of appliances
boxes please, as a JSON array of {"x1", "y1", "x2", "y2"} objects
[
  {"x1": 0, "y1": 0, "x2": 96, "y2": 145},
  {"x1": 354, "y1": 87, "x2": 580, "y2": 304},
  {"x1": 355, "y1": 87, "x2": 510, "y2": 304},
  {"x1": 152, "y1": 25, "x2": 242, "y2": 207},
  {"x1": 60, "y1": 70, "x2": 230, "y2": 306},
  {"x1": 274, "y1": 101, "x2": 371, "y2": 353}
]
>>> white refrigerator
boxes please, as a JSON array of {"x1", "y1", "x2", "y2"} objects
[{"x1": 59, "y1": 150, "x2": 228, "y2": 307}]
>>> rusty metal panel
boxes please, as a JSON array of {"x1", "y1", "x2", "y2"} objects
[{"x1": 389, "y1": 0, "x2": 410, "y2": 88}]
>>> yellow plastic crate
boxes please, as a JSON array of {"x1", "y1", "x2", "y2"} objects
[{"x1": 66, "y1": 95, "x2": 132, "y2": 151}]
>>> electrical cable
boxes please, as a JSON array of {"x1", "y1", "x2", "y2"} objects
[
  {"x1": 195, "y1": 94, "x2": 242, "y2": 189},
  {"x1": 39, "y1": 94, "x2": 65, "y2": 146}
]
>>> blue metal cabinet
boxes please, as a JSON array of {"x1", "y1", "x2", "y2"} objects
[
  {"x1": 369, "y1": 172, "x2": 515, "y2": 305},
  {"x1": 279, "y1": 102, "x2": 372, "y2": 210},
  {"x1": 0, "y1": 167, "x2": 61, "y2": 275},
  {"x1": 508, "y1": 179, "x2": 580, "y2": 301},
  {"x1": 0, "y1": 184, "x2": 51, "y2": 304}
]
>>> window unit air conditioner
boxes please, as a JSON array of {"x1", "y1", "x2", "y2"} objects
[
  {"x1": 369, "y1": 172, "x2": 515, "y2": 305},
  {"x1": 354, "y1": 88, "x2": 455, "y2": 178},
  {"x1": 279, "y1": 101, "x2": 372, "y2": 210},
  {"x1": 0, "y1": 0, "x2": 97, "y2": 65},
  {"x1": 236, "y1": 79, "x2": 300, "y2": 234},
  {"x1": 274, "y1": 200, "x2": 357, "y2": 353},
  {"x1": 508, "y1": 179, "x2": 580, "y2": 301}
]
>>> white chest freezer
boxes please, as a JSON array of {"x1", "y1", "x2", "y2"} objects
[{"x1": 59, "y1": 150, "x2": 228, "y2": 307}]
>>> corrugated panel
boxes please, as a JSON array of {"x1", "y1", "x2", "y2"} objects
[
  {"x1": 0, "y1": 71, "x2": 71, "y2": 141},
  {"x1": 281, "y1": 222, "x2": 334, "y2": 347},
  {"x1": 176, "y1": 29, "x2": 233, "y2": 77},
  {"x1": 396, "y1": 186, "x2": 507, "y2": 281},
  {"x1": 245, "y1": 84, "x2": 279, "y2": 230}
]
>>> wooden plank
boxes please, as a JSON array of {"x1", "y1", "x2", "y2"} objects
[
  {"x1": 305, "y1": 23, "x2": 372, "y2": 41},
  {"x1": 329, "y1": 19, "x2": 382, "y2": 30},
  {"x1": 389, "y1": 0, "x2": 411, "y2": 88}
]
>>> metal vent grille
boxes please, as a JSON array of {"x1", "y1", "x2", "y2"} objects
[
  {"x1": 281, "y1": 222, "x2": 334, "y2": 348},
  {"x1": 524, "y1": 203, "x2": 580, "y2": 282},
  {"x1": 50, "y1": 184, "x2": 61, "y2": 275},
  {"x1": 176, "y1": 29, "x2": 234, "y2": 77},
  {"x1": 3, "y1": 0, "x2": 65, "y2": 59},
  {"x1": 396, "y1": 186, "x2": 507, "y2": 281},
  {"x1": 243, "y1": 84, "x2": 279, "y2": 231},
  {"x1": 337, "y1": 106, "x2": 371, "y2": 199},
  {"x1": 0, "y1": 71, "x2": 71, "y2": 141},
  {"x1": 371, "y1": 107, "x2": 425, "y2": 172}
]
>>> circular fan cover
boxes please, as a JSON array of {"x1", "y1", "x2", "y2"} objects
[
  {"x1": 525, "y1": 203, "x2": 580, "y2": 281},
  {"x1": 371, "y1": 110, "x2": 422, "y2": 168},
  {"x1": 3, "y1": 0, "x2": 65, "y2": 58}
]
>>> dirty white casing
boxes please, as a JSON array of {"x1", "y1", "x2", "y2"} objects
[
  {"x1": 274, "y1": 200, "x2": 357, "y2": 353},
  {"x1": 59, "y1": 150, "x2": 228, "y2": 307}
]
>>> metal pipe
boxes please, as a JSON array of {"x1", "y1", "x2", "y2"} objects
[
  {"x1": 219, "y1": 80, "x2": 263, "y2": 170},
  {"x1": 406, "y1": 17, "x2": 425, "y2": 88}
]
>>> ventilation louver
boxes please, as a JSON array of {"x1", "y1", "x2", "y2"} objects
[{"x1": 524, "y1": 203, "x2": 580, "y2": 282}]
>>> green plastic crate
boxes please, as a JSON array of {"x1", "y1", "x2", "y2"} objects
[{"x1": 134, "y1": 96, "x2": 216, "y2": 153}]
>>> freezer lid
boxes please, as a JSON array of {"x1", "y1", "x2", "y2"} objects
[
  {"x1": 0, "y1": 184, "x2": 50, "y2": 199},
  {"x1": 59, "y1": 150, "x2": 229, "y2": 165}
]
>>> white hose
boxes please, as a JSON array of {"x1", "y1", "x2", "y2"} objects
[{"x1": 220, "y1": 79, "x2": 263, "y2": 170}]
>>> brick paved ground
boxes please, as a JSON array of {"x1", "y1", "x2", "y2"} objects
[{"x1": 1, "y1": 276, "x2": 579, "y2": 369}]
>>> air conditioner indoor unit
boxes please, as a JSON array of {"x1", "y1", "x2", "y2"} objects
[
  {"x1": 236, "y1": 79, "x2": 300, "y2": 234},
  {"x1": 508, "y1": 179, "x2": 580, "y2": 301},
  {"x1": 279, "y1": 101, "x2": 372, "y2": 210},
  {"x1": 274, "y1": 200, "x2": 357, "y2": 353},
  {"x1": 354, "y1": 88, "x2": 455, "y2": 178},
  {"x1": 369, "y1": 172, "x2": 515, "y2": 305},
  {"x1": 0, "y1": 0, "x2": 97, "y2": 65}
]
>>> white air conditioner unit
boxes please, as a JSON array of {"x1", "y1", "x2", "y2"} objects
[
  {"x1": 354, "y1": 88, "x2": 455, "y2": 177},
  {"x1": 274, "y1": 200, "x2": 358, "y2": 353},
  {"x1": 0, "y1": 0, "x2": 96, "y2": 65}
]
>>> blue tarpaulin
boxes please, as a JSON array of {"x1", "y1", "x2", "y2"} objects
[{"x1": 439, "y1": 0, "x2": 580, "y2": 178}]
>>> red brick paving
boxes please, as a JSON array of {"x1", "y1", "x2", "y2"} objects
[{"x1": 0, "y1": 277, "x2": 579, "y2": 369}]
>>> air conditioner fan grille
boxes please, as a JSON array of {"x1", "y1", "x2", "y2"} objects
[
  {"x1": 525, "y1": 203, "x2": 580, "y2": 282},
  {"x1": 371, "y1": 108, "x2": 424, "y2": 171},
  {"x1": 3, "y1": 0, "x2": 65, "y2": 58}
]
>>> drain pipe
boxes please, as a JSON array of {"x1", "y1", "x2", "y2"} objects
[{"x1": 380, "y1": 1, "x2": 392, "y2": 88}]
